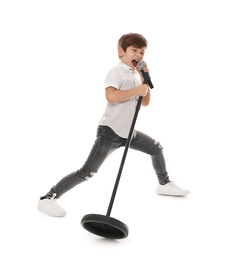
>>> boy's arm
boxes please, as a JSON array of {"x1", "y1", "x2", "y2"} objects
[
  {"x1": 105, "y1": 85, "x2": 150, "y2": 106},
  {"x1": 141, "y1": 86, "x2": 150, "y2": 106}
]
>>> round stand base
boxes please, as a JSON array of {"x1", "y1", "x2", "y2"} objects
[{"x1": 81, "y1": 214, "x2": 129, "y2": 239}]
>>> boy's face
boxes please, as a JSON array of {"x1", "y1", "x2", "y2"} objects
[{"x1": 118, "y1": 45, "x2": 146, "y2": 70}]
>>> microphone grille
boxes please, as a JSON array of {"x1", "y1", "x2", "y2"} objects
[{"x1": 137, "y1": 62, "x2": 144, "y2": 70}]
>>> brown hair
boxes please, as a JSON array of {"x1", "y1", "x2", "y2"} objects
[{"x1": 118, "y1": 33, "x2": 148, "y2": 52}]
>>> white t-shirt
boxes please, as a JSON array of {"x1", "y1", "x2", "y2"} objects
[{"x1": 99, "y1": 62, "x2": 142, "y2": 138}]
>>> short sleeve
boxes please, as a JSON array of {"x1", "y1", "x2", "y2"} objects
[{"x1": 104, "y1": 67, "x2": 122, "y2": 90}]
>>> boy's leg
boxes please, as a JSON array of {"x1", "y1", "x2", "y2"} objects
[
  {"x1": 130, "y1": 130, "x2": 189, "y2": 196},
  {"x1": 130, "y1": 130, "x2": 170, "y2": 184},
  {"x1": 45, "y1": 126, "x2": 123, "y2": 199},
  {"x1": 38, "y1": 126, "x2": 126, "y2": 216}
]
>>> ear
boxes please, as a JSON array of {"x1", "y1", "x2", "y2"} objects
[{"x1": 118, "y1": 46, "x2": 124, "y2": 58}]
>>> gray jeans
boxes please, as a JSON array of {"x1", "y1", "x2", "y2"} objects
[{"x1": 45, "y1": 125, "x2": 170, "y2": 198}]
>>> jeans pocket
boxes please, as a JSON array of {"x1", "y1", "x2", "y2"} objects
[{"x1": 97, "y1": 125, "x2": 123, "y2": 143}]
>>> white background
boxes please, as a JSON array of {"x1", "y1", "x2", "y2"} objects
[{"x1": 1, "y1": 0, "x2": 227, "y2": 259}]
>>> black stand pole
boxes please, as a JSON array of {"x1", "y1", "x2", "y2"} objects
[
  {"x1": 106, "y1": 96, "x2": 142, "y2": 217},
  {"x1": 81, "y1": 96, "x2": 143, "y2": 239}
]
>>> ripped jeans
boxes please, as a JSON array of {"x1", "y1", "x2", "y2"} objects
[{"x1": 45, "y1": 125, "x2": 170, "y2": 199}]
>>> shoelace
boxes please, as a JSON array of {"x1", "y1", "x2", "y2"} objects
[
  {"x1": 50, "y1": 193, "x2": 58, "y2": 207},
  {"x1": 52, "y1": 193, "x2": 57, "y2": 199}
]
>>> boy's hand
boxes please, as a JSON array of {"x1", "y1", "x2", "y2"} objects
[{"x1": 137, "y1": 84, "x2": 149, "y2": 97}]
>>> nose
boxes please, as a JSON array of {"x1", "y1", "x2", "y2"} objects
[{"x1": 136, "y1": 53, "x2": 143, "y2": 60}]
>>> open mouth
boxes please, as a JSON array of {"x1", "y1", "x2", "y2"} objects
[{"x1": 132, "y1": 60, "x2": 139, "y2": 67}]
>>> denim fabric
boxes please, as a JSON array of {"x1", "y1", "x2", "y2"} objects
[{"x1": 45, "y1": 125, "x2": 169, "y2": 198}]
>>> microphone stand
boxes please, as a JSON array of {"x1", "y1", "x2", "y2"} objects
[{"x1": 81, "y1": 78, "x2": 153, "y2": 239}]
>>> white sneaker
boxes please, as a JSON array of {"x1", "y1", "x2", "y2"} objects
[
  {"x1": 156, "y1": 182, "x2": 190, "y2": 197},
  {"x1": 37, "y1": 194, "x2": 66, "y2": 217}
]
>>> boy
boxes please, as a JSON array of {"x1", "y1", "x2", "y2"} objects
[{"x1": 38, "y1": 33, "x2": 189, "y2": 217}]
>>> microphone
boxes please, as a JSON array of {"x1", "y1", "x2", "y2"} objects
[{"x1": 137, "y1": 62, "x2": 154, "y2": 89}]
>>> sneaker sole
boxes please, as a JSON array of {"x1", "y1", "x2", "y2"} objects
[
  {"x1": 156, "y1": 191, "x2": 190, "y2": 197},
  {"x1": 37, "y1": 204, "x2": 66, "y2": 217}
]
